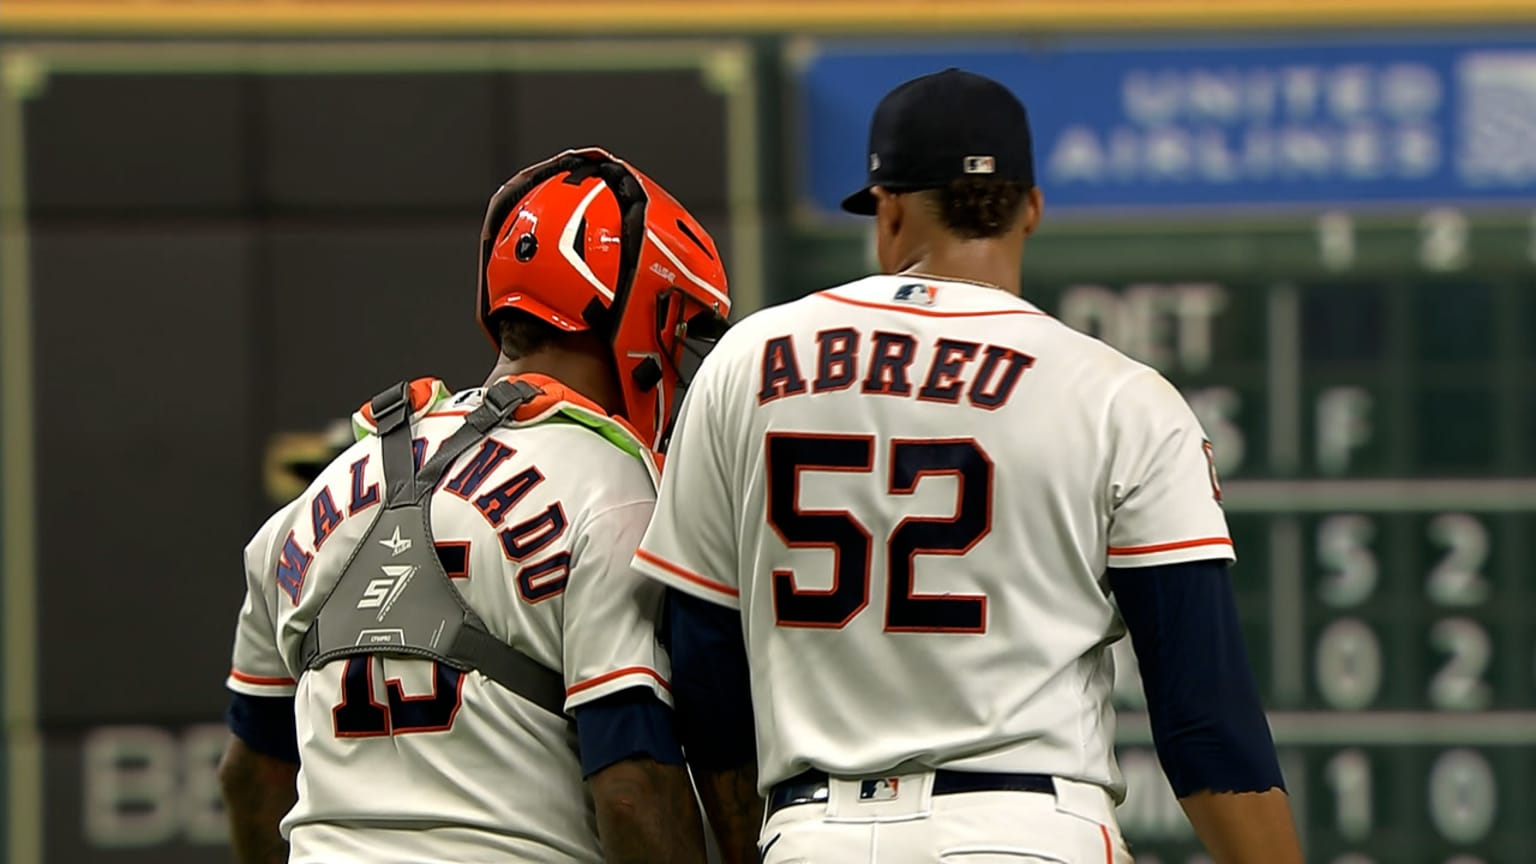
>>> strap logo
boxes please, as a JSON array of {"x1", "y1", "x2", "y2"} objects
[
  {"x1": 378, "y1": 525, "x2": 413, "y2": 556},
  {"x1": 357, "y1": 563, "x2": 417, "y2": 621}
]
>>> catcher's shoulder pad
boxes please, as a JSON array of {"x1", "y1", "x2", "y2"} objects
[{"x1": 350, "y1": 377, "x2": 452, "y2": 441}]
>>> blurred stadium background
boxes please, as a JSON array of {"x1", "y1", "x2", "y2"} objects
[{"x1": 1, "y1": 1, "x2": 1534, "y2": 862}]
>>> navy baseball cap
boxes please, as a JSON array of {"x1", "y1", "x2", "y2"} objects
[{"x1": 840, "y1": 68, "x2": 1035, "y2": 216}]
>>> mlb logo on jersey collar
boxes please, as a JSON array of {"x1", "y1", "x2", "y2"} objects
[
  {"x1": 891, "y1": 283, "x2": 938, "y2": 306},
  {"x1": 859, "y1": 777, "x2": 901, "y2": 801}
]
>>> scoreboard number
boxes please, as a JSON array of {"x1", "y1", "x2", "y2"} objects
[
  {"x1": 1428, "y1": 749, "x2": 1497, "y2": 845},
  {"x1": 1425, "y1": 513, "x2": 1490, "y2": 607},
  {"x1": 1324, "y1": 748, "x2": 1374, "y2": 841},
  {"x1": 1429, "y1": 619, "x2": 1494, "y2": 712},
  {"x1": 1316, "y1": 208, "x2": 1475, "y2": 273},
  {"x1": 1418, "y1": 208, "x2": 1470, "y2": 272},
  {"x1": 1315, "y1": 618, "x2": 1383, "y2": 710},
  {"x1": 1317, "y1": 211, "x2": 1356, "y2": 271},
  {"x1": 1424, "y1": 512, "x2": 1494, "y2": 712},
  {"x1": 1312, "y1": 513, "x2": 1387, "y2": 710},
  {"x1": 1324, "y1": 747, "x2": 1501, "y2": 854},
  {"x1": 1312, "y1": 514, "x2": 1498, "y2": 712},
  {"x1": 1317, "y1": 514, "x2": 1378, "y2": 608}
]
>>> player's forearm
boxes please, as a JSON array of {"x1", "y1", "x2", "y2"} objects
[
  {"x1": 692, "y1": 762, "x2": 764, "y2": 864},
  {"x1": 590, "y1": 757, "x2": 707, "y2": 864},
  {"x1": 1111, "y1": 559, "x2": 1297, "y2": 857},
  {"x1": 1179, "y1": 788, "x2": 1303, "y2": 864},
  {"x1": 216, "y1": 736, "x2": 298, "y2": 864}
]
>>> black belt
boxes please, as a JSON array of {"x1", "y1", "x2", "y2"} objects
[{"x1": 767, "y1": 769, "x2": 1056, "y2": 817}]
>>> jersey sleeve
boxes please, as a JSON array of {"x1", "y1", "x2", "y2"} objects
[
  {"x1": 632, "y1": 362, "x2": 741, "y2": 608},
  {"x1": 226, "y1": 505, "x2": 299, "y2": 697},
  {"x1": 1105, "y1": 370, "x2": 1235, "y2": 568},
  {"x1": 561, "y1": 500, "x2": 674, "y2": 712}
]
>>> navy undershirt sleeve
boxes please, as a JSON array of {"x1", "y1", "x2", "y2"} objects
[
  {"x1": 230, "y1": 683, "x2": 685, "y2": 777},
  {"x1": 573, "y1": 687, "x2": 686, "y2": 778},
  {"x1": 225, "y1": 692, "x2": 300, "y2": 765},
  {"x1": 1108, "y1": 559, "x2": 1285, "y2": 798},
  {"x1": 664, "y1": 588, "x2": 756, "y2": 769}
]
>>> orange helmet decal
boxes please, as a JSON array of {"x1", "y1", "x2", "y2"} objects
[{"x1": 475, "y1": 148, "x2": 731, "y2": 451}]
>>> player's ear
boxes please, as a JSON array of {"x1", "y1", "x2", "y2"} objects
[
  {"x1": 1020, "y1": 186, "x2": 1044, "y2": 238},
  {"x1": 872, "y1": 186, "x2": 902, "y2": 236},
  {"x1": 871, "y1": 186, "x2": 904, "y2": 274}
]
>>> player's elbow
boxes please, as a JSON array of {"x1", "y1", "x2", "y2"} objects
[
  {"x1": 589, "y1": 758, "x2": 705, "y2": 864},
  {"x1": 217, "y1": 735, "x2": 273, "y2": 819},
  {"x1": 216, "y1": 737, "x2": 239, "y2": 799},
  {"x1": 594, "y1": 792, "x2": 647, "y2": 839},
  {"x1": 589, "y1": 757, "x2": 672, "y2": 824},
  {"x1": 216, "y1": 736, "x2": 255, "y2": 801},
  {"x1": 216, "y1": 734, "x2": 299, "y2": 809},
  {"x1": 590, "y1": 758, "x2": 645, "y2": 803}
]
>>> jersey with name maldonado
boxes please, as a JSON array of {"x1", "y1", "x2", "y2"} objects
[
  {"x1": 226, "y1": 376, "x2": 670, "y2": 864},
  {"x1": 634, "y1": 275, "x2": 1233, "y2": 801}
]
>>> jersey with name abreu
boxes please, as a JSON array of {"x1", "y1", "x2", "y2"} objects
[
  {"x1": 226, "y1": 375, "x2": 669, "y2": 864},
  {"x1": 634, "y1": 275, "x2": 1234, "y2": 801}
]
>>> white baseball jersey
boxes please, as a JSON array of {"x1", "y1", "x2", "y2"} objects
[
  {"x1": 634, "y1": 275, "x2": 1233, "y2": 801},
  {"x1": 227, "y1": 375, "x2": 670, "y2": 864}
]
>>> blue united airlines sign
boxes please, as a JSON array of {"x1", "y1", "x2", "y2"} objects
[{"x1": 796, "y1": 32, "x2": 1536, "y2": 214}]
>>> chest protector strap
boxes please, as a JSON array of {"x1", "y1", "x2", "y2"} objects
[{"x1": 298, "y1": 378, "x2": 568, "y2": 719}]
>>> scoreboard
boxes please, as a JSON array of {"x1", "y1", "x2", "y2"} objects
[{"x1": 779, "y1": 215, "x2": 1536, "y2": 861}]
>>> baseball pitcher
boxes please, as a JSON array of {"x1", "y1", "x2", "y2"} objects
[{"x1": 635, "y1": 71, "x2": 1303, "y2": 864}]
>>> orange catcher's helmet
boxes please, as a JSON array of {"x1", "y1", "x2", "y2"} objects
[{"x1": 476, "y1": 148, "x2": 731, "y2": 451}]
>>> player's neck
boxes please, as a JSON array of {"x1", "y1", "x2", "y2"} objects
[
  {"x1": 900, "y1": 242, "x2": 1023, "y2": 296},
  {"x1": 484, "y1": 350, "x2": 623, "y2": 416}
]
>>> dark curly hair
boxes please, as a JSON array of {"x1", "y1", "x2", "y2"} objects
[
  {"x1": 917, "y1": 177, "x2": 1031, "y2": 240},
  {"x1": 492, "y1": 309, "x2": 566, "y2": 360}
]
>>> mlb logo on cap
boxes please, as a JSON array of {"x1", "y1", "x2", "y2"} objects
[{"x1": 963, "y1": 155, "x2": 996, "y2": 174}]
